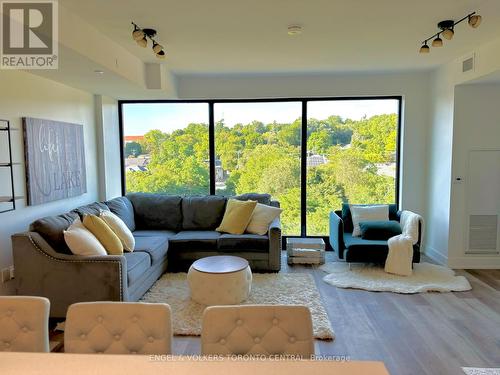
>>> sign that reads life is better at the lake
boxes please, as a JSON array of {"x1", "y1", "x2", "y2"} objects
[{"x1": 23, "y1": 117, "x2": 87, "y2": 205}]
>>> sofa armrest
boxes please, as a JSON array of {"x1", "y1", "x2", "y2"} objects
[
  {"x1": 267, "y1": 217, "x2": 282, "y2": 271},
  {"x1": 11, "y1": 232, "x2": 128, "y2": 318},
  {"x1": 329, "y1": 211, "x2": 345, "y2": 259}
]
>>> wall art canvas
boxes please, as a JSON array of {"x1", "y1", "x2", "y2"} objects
[{"x1": 23, "y1": 117, "x2": 87, "y2": 205}]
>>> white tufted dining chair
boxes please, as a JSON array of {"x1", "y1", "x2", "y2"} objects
[
  {"x1": 64, "y1": 302, "x2": 172, "y2": 355},
  {"x1": 201, "y1": 305, "x2": 315, "y2": 357},
  {"x1": 0, "y1": 296, "x2": 50, "y2": 352}
]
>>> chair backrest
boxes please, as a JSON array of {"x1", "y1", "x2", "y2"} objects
[
  {"x1": 201, "y1": 305, "x2": 314, "y2": 357},
  {"x1": 341, "y1": 203, "x2": 399, "y2": 233},
  {"x1": 0, "y1": 296, "x2": 50, "y2": 352},
  {"x1": 64, "y1": 302, "x2": 172, "y2": 355}
]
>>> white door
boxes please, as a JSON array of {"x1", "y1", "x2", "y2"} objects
[{"x1": 466, "y1": 150, "x2": 500, "y2": 254}]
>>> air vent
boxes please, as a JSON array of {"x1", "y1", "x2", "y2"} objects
[
  {"x1": 462, "y1": 55, "x2": 474, "y2": 73},
  {"x1": 467, "y1": 214, "x2": 498, "y2": 254}
]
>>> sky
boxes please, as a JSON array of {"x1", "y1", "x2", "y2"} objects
[{"x1": 123, "y1": 99, "x2": 399, "y2": 136}]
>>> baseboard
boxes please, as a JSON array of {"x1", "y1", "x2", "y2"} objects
[
  {"x1": 424, "y1": 246, "x2": 447, "y2": 266},
  {"x1": 448, "y1": 256, "x2": 500, "y2": 269}
]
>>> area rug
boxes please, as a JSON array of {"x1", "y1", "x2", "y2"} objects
[
  {"x1": 320, "y1": 262, "x2": 471, "y2": 294},
  {"x1": 141, "y1": 272, "x2": 334, "y2": 340},
  {"x1": 462, "y1": 368, "x2": 500, "y2": 375}
]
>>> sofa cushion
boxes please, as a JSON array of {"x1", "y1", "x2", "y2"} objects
[
  {"x1": 63, "y1": 217, "x2": 107, "y2": 256},
  {"x1": 100, "y1": 210, "x2": 135, "y2": 252},
  {"x1": 182, "y1": 195, "x2": 227, "y2": 230},
  {"x1": 342, "y1": 203, "x2": 398, "y2": 233},
  {"x1": 30, "y1": 212, "x2": 79, "y2": 254},
  {"x1": 359, "y1": 220, "x2": 402, "y2": 240},
  {"x1": 73, "y1": 202, "x2": 109, "y2": 218},
  {"x1": 132, "y1": 230, "x2": 176, "y2": 238},
  {"x1": 133, "y1": 236, "x2": 169, "y2": 265},
  {"x1": 234, "y1": 193, "x2": 272, "y2": 205},
  {"x1": 344, "y1": 233, "x2": 389, "y2": 251},
  {"x1": 218, "y1": 233, "x2": 269, "y2": 253},
  {"x1": 127, "y1": 193, "x2": 182, "y2": 231},
  {"x1": 124, "y1": 252, "x2": 151, "y2": 286},
  {"x1": 216, "y1": 199, "x2": 257, "y2": 235},
  {"x1": 169, "y1": 231, "x2": 220, "y2": 251},
  {"x1": 105, "y1": 196, "x2": 136, "y2": 232},
  {"x1": 82, "y1": 215, "x2": 123, "y2": 255}
]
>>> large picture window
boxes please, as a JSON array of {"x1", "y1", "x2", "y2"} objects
[
  {"x1": 120, "y1": 97, "x2": 401, "y2": 241},
  {"x1": 122, "y1": 103, "x2": 209, "y2": 195},
  {"x1": 306, "y1": 99, "x2": 400, "y2": 235},
  {"x1": 214, "y1": 102, "x2": 302, "y2": 235}
]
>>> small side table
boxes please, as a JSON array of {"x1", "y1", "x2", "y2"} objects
[
  {"x1": 187, "y1": 255, "x2": 252, "y2": 305},
  {"x1": 286, "y1": 238, "x2": 325, "y2": 265}
]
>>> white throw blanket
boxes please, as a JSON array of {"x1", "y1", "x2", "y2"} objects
[{"x1": 385, "y1": 211, "x2": 423, "y2": 276}]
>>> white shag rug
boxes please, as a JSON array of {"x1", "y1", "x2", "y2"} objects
[
  {"x1": 320, "y1": 262, "x2": 472, "y2": 294},
  {"x1": 141, "y1": 272, "x2": 334, "y2": 340},
  {"x1": 462, "y1": 368, "x2": 500, "y2": 375}
]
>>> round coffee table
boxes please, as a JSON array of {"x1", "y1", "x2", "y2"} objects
[{"x1": 187, "y1": 255, "x2": 252, "y2": 305}]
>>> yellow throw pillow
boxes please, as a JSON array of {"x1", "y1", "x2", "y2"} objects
[
  {"x1": 216, "y1": 199, "x2": 257, "y2": 235},
  {"x1": 83, "y1": 214, "x2": 123, "y2": 255},
  {"x1": 99, "y1": 210, "x2": 135, "y2": 252},
  {"x1": 246, "y1": 203, "x2": 283, "y2": 235}
]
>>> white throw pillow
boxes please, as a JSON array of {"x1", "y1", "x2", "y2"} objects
[
  {"x1": 64, "y1": 218, "x2": 107, "y2": 256},
  {"x1": 246, "y1": 203, "x2": 283, "y2": 235},
  {"x1": 99, "y1": 210, "x2": 135, "y2": 252},
  {"x1": 350, "y1": 204, "x2": 389, "y2": 237}
]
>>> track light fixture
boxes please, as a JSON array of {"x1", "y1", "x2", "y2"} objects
[
  {"x1": 131, "y1": 22, "x2": 166, "y2": 59},
  {"x1": 419, "y1": 12, "x2": 482, "y2": 54}
]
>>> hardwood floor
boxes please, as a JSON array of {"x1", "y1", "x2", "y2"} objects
[
  {"x1": 173, "y1": 252, "x2": 500, "y2": 375},
  {"x1": 51, "y1": 252, "x2": 500, "y2": 374}
]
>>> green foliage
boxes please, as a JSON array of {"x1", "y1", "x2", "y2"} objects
[
  {"x1": 124, "y1": 142, "x2": 142, "y2": 157},
  {"x1": 126, "y1": 112, "x2": 397, "y2": 235}
]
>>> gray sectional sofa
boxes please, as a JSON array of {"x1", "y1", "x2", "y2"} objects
[{"x1": 12, "y1": 193, "x2": 281, "y2": 317}]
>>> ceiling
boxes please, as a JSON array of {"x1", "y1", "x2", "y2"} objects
[{"x1": 60, "y1": 0, "x2": 500, "y2": 75}]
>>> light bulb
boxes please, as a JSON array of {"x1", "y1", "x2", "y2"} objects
[
  {"x1": 468, "y1": 14, "x2": 482, "y2": 28},
  {"x1": 432, "y1": 36, "x2": 443, "y2": 47},
  {"x1": 136, "y1": 37, "x2": 147, "y2": 48},
  {"x1": 442, "y1": 28, "x2": 454, "y2": 40},
  {"x1": 132, "y1": 28, "x2": 144, "y2": 41},
  {"x1": 419, "y1": 44, "x2": 430, "y2": 54},
  {"x1": 152, "y1": 42, "x2": 163, "y2": 54},
  {"x1": 156, "y1": 50, "x2": 166, "y2": 59}
]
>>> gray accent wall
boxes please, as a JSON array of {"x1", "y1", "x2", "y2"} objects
[{"x1": 0, "y1": 70, "x2": 100, "y2": 294}]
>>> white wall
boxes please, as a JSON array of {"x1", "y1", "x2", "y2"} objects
[
  {"x1": 178, "y1": 71, "x2": 431, "y2": 216},
  {"x1": 95, "y1": 95, "x2": 122, "y2": 201},
  {"x1": 0, "y1": 70, "x2": 100, "y2": 294},
  {"x1": 424, "y1": 66, "x2": 456, "y2": 265},
  {"x1": 424, "y1": 34, "x2": 500, "y2": 268},
  {"x1": 448, "y1": 83, "x2": 500, "y2": 268}
]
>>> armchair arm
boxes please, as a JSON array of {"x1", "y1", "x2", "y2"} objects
[
  {"x1": 329, "y1": 211, "x2": 345, "y2": 259},
  {"x1": 396, "y1": 210, "x2": 423, "y2": 246},
  {"x1": 12, "y1": 232, "x2": 128, "y2": 318},
  {"x1": 267, "y1": 217, "x2": 282, "y2": 271}
]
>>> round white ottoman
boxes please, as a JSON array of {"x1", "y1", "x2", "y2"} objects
[{"x1": 187, "y1": 255, "x2": 252, "y2": 305}]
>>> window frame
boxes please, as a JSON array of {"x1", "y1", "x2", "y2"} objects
[{"x1": 119, "y1": 96, "x2": 402, "y2": 247}]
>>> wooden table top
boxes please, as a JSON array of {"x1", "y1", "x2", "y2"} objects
[
  {"x1": 192, "y1": 255, "x2": 249, "y2": 274},
  {"x1": 0, "y1": 353, "x2": 390, "y2": 375}
]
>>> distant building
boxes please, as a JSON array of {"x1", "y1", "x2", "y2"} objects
[
  {"x1": 375, "y1": 163, "x2": 396, "y2": 178},
  {"x1": 215, "y1": 159, "x2": 225, "y2": 182},
  {"x1": 124, "y1": 135, "x2": 144, "y2": 144},
  {"x1": 125, "y1": 155, "x2": 150, "y2": 172},
  {"x1": 307, "y1": 154, "x2": 328, "y2": 168}
]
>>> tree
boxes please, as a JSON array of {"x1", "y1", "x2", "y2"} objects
[
  {"x1": 124, "y1": 142, "x2": 142, "y2": 157},
  {"x1": 125, "y1": 111, "x2": 397, "y2": 236}
]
